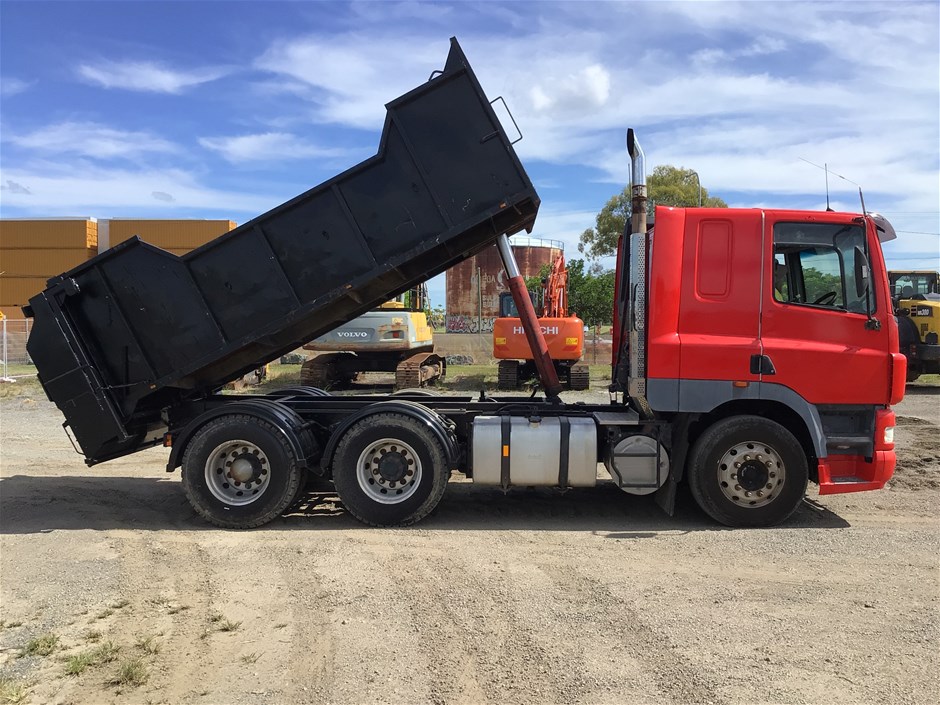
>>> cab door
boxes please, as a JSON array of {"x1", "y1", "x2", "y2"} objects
[{"x1": 759, "y1": 213, "x2": 890, "y2": 404}]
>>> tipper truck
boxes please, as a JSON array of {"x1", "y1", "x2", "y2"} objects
[{"x1": 25, "y1": 38, "x2": 905, "y2": 530}]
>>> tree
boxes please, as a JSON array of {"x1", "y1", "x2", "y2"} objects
[
  {"x1": 578, "y1": 165, "x2": 728, "y2": 259},
  {"x1": 567, "y1": 259, "x2": 615, "y2": 327},
  {"x1": 519, "y1": 259, "x2": 614, "y2": 326}
]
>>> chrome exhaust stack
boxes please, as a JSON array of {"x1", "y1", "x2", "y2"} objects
[{"x1": 627, "y1": 128, "x2": 647, "y2": 237}]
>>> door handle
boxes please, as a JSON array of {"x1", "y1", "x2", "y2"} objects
[{"x1": 750, "y1": 354, "x2": 776, "y2": 375}]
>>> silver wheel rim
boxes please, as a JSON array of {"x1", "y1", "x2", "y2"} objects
[
  {"x1": 716, "y1": 441, "x2": 786, "y2": 508},
  {"x1": 205, "y1": 440, "x2": 271, "y2": 506},
  {"x1": 356, "y1": 438, "x2": 422, "y2": 505}
]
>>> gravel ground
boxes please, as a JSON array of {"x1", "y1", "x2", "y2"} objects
[{"x1": 0, "y1": 379, "x2": 938, "y2": 705}]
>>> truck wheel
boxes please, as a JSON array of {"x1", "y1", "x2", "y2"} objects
[
  {"x1": 687, "y1": 416, "x2": 808, "y2": 527},
  {"x1": 331, "y1": 413, "x2": 449, "y2": 526},
  {"x1": 181, "y1": 415, "x2": 302, "y2": 529}
]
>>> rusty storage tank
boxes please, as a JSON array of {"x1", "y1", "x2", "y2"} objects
[
  {"x1": 0, "y1": 218, "x2": 98, "y2": 307},
  {"x1": 445, "y1": 236, "x2": 562, "y2": 333},
  {"x1": 99, "y1": 219, "x2": 236, "y2": 253}
]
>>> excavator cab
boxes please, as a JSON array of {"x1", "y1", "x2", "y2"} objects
[
  {"x1": 302, "y1": 283, "x2": 444, "y2": 389},
  {"x1": 889, "y1": 271, "x2": 940, "y2": 382}
]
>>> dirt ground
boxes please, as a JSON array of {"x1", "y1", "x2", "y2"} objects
[{"x1": 0, "y1": 378, "x2": 938, "y2": 705}]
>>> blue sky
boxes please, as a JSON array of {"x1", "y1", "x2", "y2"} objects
[{"x1": 1, "y1": 0, "x2": 938, "y2": 307}]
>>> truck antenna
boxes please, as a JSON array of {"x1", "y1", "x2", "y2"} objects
[{"x1": 799, "y1": 157, "x2": 865, "y2": 213}]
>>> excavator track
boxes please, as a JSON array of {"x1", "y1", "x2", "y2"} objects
[
  {"x1": 567, "y1": 362, "x2": 590, "y2": 391},
  {"x1": 395, "y1": 352, "x2": 446, "y2": 389},
  {"x1": 497, "y1": 360, "x2": 520, "y2": 390},
  {"x1": 300, "y1": 353, "x2": 357, "y2": 389}
]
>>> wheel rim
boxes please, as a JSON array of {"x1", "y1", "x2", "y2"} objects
[
  {"x1": 716, "y1": 441, "x2": 786, "y2": 508},
  {"x1": 205, "y1": 440, "x2": 271, "y2": 506},
  {"x1": 356, "y1": 438, "x2": 423, "y2": 505}
]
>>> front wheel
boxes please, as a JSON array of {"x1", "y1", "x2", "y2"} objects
[
  {"x1": 331, "y1": 412, "x2": 450, "y2": 526},
  {"x1": 687, "y1": 415, "x2": 808, "y2": 527},
  {"x1": 181, "y1": 415, "x2": 302, "y2": 529}
]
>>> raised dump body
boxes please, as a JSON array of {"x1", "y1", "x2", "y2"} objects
[{"x1": 25, "y1": 38, "x2": 539, "y2": 464}]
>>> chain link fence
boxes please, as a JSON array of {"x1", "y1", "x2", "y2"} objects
[{"x1": 1, "y1": 318, "x2": 35, "y2": 379}]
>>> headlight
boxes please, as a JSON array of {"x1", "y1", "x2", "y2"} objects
[{"x1": 884, "y1": 426, "x2": 895, "y2": 444}]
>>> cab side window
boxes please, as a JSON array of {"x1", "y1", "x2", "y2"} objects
[{"x1": 772, "y1": 222, "x2": 874, "y2": 313}]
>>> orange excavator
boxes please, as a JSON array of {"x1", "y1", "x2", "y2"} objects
[{"x1": 493, "y1": 254, "x2": 589, "y2": 390}]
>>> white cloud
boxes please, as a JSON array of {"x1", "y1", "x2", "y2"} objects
[
  {"x1": 0, "y1": 76, "x2": 31, "y2": 96},
  {"x1": 254, "y1": 35, "x2": 442, "y2": 129},
  {"x1": 198, "y1": 132, "x2": 354, "y2": 163},
  {"x1": 77, "y1": 60, "x2": 229, "y2": 93},
  {"x1": 528, "y1": 64, "x2": 610, "y2": 114},
  {"x1": 0, "y1": 164, "x2": 280, "y2": 215},
  {"x1": 6, "y1": 122, "x2": 178, "y2": 159}
]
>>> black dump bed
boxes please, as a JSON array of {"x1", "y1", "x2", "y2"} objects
[{"x1": 26, "y1": 38, "x2": 539, "y2": 464}]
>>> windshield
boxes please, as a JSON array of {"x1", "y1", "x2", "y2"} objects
[{"x1": 890, "y1": 273, "x2": 939, "y2": 298}]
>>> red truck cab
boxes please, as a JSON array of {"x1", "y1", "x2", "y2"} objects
[{"x1": 630, "y1": 206, "x2": 902, "y2": 517}]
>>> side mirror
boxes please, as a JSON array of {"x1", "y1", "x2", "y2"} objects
[{"x1": 854, "y1": 246, "x2": 871, "y2": 299}]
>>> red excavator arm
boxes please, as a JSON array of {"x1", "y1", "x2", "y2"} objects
[{"x1": 542, "y1": 254, "x2": 568, "y2": 318}]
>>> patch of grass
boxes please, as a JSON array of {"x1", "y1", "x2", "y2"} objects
[
  {"x1": 96, "y1": 608, "x2": 114, "y2": 620},
  {"x1": 273, "y1": 622, "x2": 288, "y2": 629},
  {"x1": 91, "y1": 641, "x2": 121, "y2": 664},
  {"x1": 135, "y1": 634, "x2": 160, "y2": 655},
  {"x1": 0, "y1": 676, "x2": 29, "y2": 704},
  {"x1": 84, "y1": 629, "x2": 102, "y2": 642},
  {"x1": 167, "y1": 604, "x2": 190, "y2": 615},
  {"x1": 234, "y1": 363, "x2": 303, "y2": 395},
  {"x1": 21, "y1": 632, "x2": 59, "y2": 657},
  {"x1": 208, "y1": 612, "x2": 223, "y2": 624},
  {"x1": 109, "y1": 658, "x2": 148, "y2": 687},
  {"x1": 0, "y1": 375, "x2": 42, "y2": 399},
  {"x1": 110, "y1": 599, "x2": 130, "y2": 609},
  {"x1": 240, "y1": 652, "x2": 261, "y2": 664},
  {"x1": 65, "y1": 651, "x2": 96, "y2": 676},
  {"x1": 63, "y1": 639, "x2": 120, "y2": 677},
  {"x1": 217, "y1": 619, "x2": 241, "y2": 632},
  {"x1": 913, "y1": 373, "x2": 940, "y2": 386}
]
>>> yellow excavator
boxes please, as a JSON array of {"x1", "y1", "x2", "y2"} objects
[
  {"x1": 889, "y1": 271, "x2": 939, "y2": 382},
  {"x1": 301, "y1": 284, "x2": 444, "y2": 389}
]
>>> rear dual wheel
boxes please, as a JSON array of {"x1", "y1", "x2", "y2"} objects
[
  {"x1": 332, "y1": 412, "x2": 449, "y2": 526},
  {"x1": 181, "y1": 415, "x2": 301, "y2": 529}
]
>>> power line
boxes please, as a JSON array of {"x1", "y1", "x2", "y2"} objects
[{"x1": 895, "y1": 230, "x2": 940, "y2": 236}]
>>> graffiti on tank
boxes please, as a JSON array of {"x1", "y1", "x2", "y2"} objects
[{"x1": 445, "y1": 315, "x2": 496, "y2": 334}]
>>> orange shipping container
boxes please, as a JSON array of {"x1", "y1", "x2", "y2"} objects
[
  {"x1": 0, "y1": 219, "x2": 97, "y2": 249},
  {"x1": 0, "y1": 248, "x2": 97, "y2": 277},
  {"x1": 1, "y1": 305, "x2": 27, "y2": 320},
  {"x1": 105, "y1": 219, "x2": 236, "y2": 251},
  {"x1": 0, "y1": 277, "x2": 48, "y2": 307}
]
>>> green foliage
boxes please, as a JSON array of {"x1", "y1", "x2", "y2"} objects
[
  {"x1": 802, "y1": 268, "x2": 843, "y2": 304},
  {"x1": 524, "y1": 263, "x2": 552, "y2": 292},
  {"x1": 21, "y1": 633, "x2": 59, "y2": 657},
  {"x1": 579, "y1": 165, "x2": 728, "y2": 259},
  {"x1": 567, "y1": 259, "x2": 615, "y2": 327}
]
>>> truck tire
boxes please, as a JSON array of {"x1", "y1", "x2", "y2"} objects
[
  {"x1": 283, "y1": 469, "x2": 334, "y2": 515},
  {"x1": 181, "y1": 415, "x2": 302, "y2": 529},
  {"x1": 687, "y1": 415, "x2": 808, "y2": 527},
  {"x1": 331, "y1": 412, "x2": 449, "y2": 527}
]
